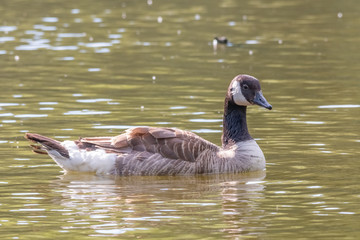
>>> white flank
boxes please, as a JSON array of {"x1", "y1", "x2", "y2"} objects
[
  {"x1": 231, "y1": 81, "x2": 251, "y2": 106},
  {"x1": 47, "y1": 141, "x2": 117, "y2": 175}
]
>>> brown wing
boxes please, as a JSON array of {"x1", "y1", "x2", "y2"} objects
[{"x1": 77, "y1": 127, "x2": 220, "y2": 162}]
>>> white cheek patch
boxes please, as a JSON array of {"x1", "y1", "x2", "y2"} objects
[{"x1": 231, "y1": 81, "x2": 251, "y2": 106}]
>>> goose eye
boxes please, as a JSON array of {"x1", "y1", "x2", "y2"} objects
[{"x1": 243, "y1": 84, "x2": 249, "y2": 90}]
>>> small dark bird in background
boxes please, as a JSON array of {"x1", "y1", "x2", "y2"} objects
[{"x1": 213, "y1": 36, "x2": 228, "y2": 44}]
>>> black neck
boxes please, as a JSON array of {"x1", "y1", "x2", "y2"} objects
[{"x1": 222, "y1": 97, "x2": 252, "y2": 147}]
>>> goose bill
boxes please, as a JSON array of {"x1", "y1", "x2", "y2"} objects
[{"x1": 253, "y1": 91, "x2": 272, "y2": 110}]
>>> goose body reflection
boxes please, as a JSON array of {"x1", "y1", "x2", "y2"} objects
[{"x1": 25, "y1": 74, "x2": 272, "y2": 176}]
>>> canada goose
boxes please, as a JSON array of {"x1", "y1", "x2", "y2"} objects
[{"x1": 25, "y1": 74, "x2": 272, "y2": 176}]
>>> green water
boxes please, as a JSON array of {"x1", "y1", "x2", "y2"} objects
[{"x1": 0, "y1": 0, "x2": 359, "y2": 239}]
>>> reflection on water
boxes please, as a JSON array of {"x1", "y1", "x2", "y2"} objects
[
  {"x1": 0, "y1": 0, "x2": 360, "y2": 239},
  {"x1": 48, "y1": 172, "x2": 266, "y2": 238}
]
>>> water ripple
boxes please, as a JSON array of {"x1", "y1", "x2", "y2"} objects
[
  {"x1": 0, "y1": 26, "x2": 17, "y2": 32},
  {"x1": 25, "y1": 30, "x2": 44, "y2": 36},
  {"x1": 39, "y1": 102, "x2": 58, "y2": 105},
  {"x1": 95, "y1": 228, "x2": 149, "y2": 235},
  {"x1": 33, "y1": 25, "x2": 57, "y2": 31},
  {"x1": 192, "y1": 129, "x2": 221, "y2": 133},
  {"x1": 0, "y1": 37, "x2": 15, "y2": 42},
  {"x1": 95, "y1": 48, "x2": 110, "y2": 53},
  {"x1": 0, "y1": 103, "x2": 17, "y2": 107},
  {"x1": 71, "y1": 9, "x2": 80, "y2": 14},
  {"x1": 93, "y1": 125, "x2": 141, "y2": 129},
  {"x1": 92, "y1": 18, "x2": 102, "y2": 23},
  {"x1": 108, "y1": 34, "x2": 122, "y2": 39},
  {"x1": 0, "y1": 113, "x2": 14, "y2": 117},
  {"x1": 50, "y1": 46, "x2": 78, "y2": 51},
  {"x1": 76, "y1": 99, "x2": 112, "y2": 103},
  {"x1": 245, "y1": 40, "x2": 260, "y2": 44},
  {"x1": 42, "y1": 17, "x2": 59, "y2": 23},
  {"x1": 57, "y1": 57, "x2": 75, "y2": 61},
  {"x1": 63, "y1": 110, "x2": 110, "y2": 115},
  {"x1": 88, "y1": 68, "x2": 101, "y2": 72},
  {"x1": 16, "y1": 44, "x2": 50, "y2": 51},
  {"x1": 170, "y1": 106, "x2": 186, "y2": 110},
  {"x1": 189, "y1": 119, "x2": 222, "y2": 123},
  {"x1": 16, "y1": 39, "x2": 51, "y2": 50},
  {"x1": 14, "y1": 114, "x2": 48, "y2": 118},
  {"x1": 58, "y1": 33, "x2": 86, "y2": 38},
  {"x1": 318, "y1": 104, "x2": 360, "y2": 109},
  {"x1": 84, "y1": 42, "x2": 112, "y2": 48}
]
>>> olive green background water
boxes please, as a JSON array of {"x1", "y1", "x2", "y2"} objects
[{"x1": 0, "y1": 0, "x2": 359, "y2": 239}]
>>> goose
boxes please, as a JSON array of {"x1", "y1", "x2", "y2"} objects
[{"x1": 25, "y1": 74, "x2": 272, "y2": 176}]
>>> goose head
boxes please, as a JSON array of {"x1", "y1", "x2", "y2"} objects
[{"x1": 229, "y1": 74, "x2": 272, "y2": 110}]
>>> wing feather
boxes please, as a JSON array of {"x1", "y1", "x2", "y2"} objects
[
  {"x1": 78, "y1": 127, "x2": 220, "y2": 163},
  {"x1": 149, "y1": 128, "x2": 176, "y2": 138}
]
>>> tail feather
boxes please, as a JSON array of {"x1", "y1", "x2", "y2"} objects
[
  {"x1": 25, "y1": 133, "x2": 70, "y2": 158},
  {"x1": 30, "y1": 144, "x2": 48, "y2": 155}
]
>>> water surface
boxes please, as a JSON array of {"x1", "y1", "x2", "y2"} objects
[{"x1": 0, "y1": 0, "x2": 359, "y2": 239}]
